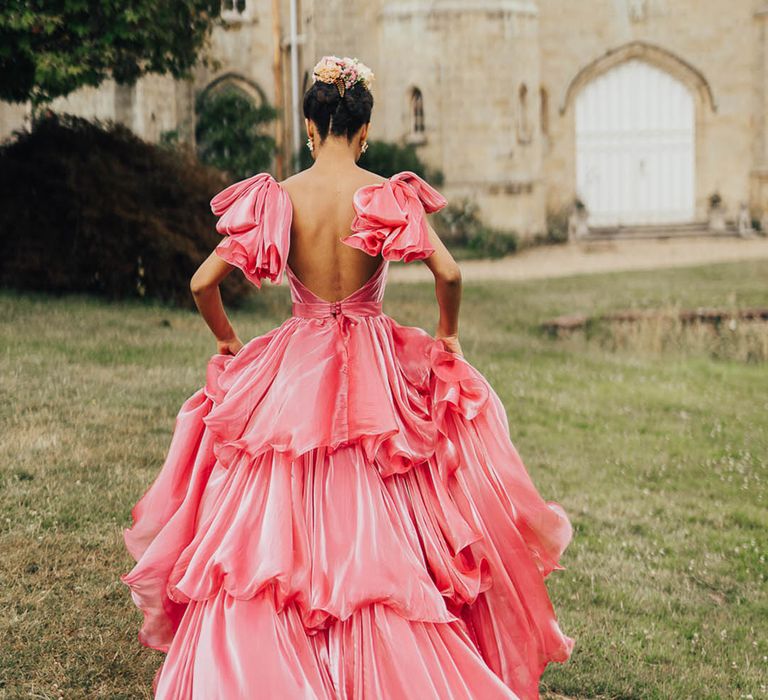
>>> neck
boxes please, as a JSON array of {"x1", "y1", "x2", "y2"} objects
[{"x1": 312, "y1": 136, "x2": 359, "y2": 170}]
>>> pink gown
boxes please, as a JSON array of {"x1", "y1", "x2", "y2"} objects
[{"x1": 120, "y1": 170, "x2": 575, "y2": 699}]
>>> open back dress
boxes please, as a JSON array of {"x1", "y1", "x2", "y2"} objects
[{"x1": 120, "y1": 170, "x2": 575, "y2": 699}]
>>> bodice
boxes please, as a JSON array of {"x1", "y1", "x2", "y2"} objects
[
  {"x1": 285, "y1": 258, "x2": 389, "y2": 319},
  {"x1": 209, "y1": 171, "x2": 447, "y2": 294}
]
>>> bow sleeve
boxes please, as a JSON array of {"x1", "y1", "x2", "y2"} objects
[
  {"x1": 210, "y1": 172, "x2": 292, "y2": 288},
  {"x1": 344, "y1": 171, "x2": 447, "y2": 263}
]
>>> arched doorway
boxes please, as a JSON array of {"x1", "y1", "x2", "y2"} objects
[
  {"x1": 575, "y1": 58, "x2": 695, "y2": 226},
  {"x1": 195, "y1": 74, "x2": 276, "y2": 179}
]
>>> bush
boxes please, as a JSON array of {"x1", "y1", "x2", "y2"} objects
[
  {"x1": 296, "y1": 138, "x2": 443, "y2": 183},
  {"x1": 466, "y1": 226, "x2": 519, "y2": 258},
  {"x1": 433, "y1": 197, "x2": 518, "y2": 258},
  {"x1": 359, "y1": 140, "x2": 443, "y2": 183},
  {"x1": 0, "y1": 111, "x2": 252, "y2": 309},
  {"x1": 433, "y1": 198, "x2": 481, "y2": 244},
  {"x1": 536, "y1": 204, "x2": 571, "y2": 245}
]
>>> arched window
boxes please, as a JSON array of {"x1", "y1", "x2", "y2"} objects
[
  {"x1": 221, "y1": 0, "x2": 249, "y2": 19},
  {"x1": 517, "y1": 83, "x2": 531, "y2": 144},
  {"x1": 411, "y1": 88, "x2": 425, "y2": 135},
  {"x1": 195, "y1": 78, "x2": 275, "y2": 179},
  {"x1": 539, "y1": 86, "x2": 549, "y2": 136}
]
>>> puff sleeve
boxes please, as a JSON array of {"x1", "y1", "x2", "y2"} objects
[
  {"x1": 344, "y1": 170, "x2": 447, "y2": 263},
  {"x1": 210, "y1": 172, "x2": 292, "y2": 288}
]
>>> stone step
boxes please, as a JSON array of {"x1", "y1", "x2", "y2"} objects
[{"x1": 583, "y1": 221, "x2": 739, "y2": 240}]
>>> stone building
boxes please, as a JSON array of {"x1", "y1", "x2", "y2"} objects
[{"x1": 3, "y1": 0, "x2": 767, "y2": 238}]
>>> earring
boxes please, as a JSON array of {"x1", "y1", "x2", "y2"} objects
[
  {"x1": 360, "y1": 140, "x2": 369, "y2": 154},
  {"x1": 306, "y1": 137, "x2": 314, "y2": 154}
]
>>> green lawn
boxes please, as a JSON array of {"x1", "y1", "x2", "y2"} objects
[{"x1": 1, "y1": 259, "x2": 766, "y2": 699}]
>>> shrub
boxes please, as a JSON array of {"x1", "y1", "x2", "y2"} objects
[
  {"x1": 466, "y1": 226, "x2": 519, "y2": 258},
  {"x1": 296, "y1": 139, "x2": 443, "y2": 183},
  {"x1": 433, "y1": 198, "x2": 481, "y2": 244},
  {"x1": 0, "y1": 111, "x2": 251, "y2": 309},
  {"x1": 195, "y1": 88, "x2": 277, "y2": 180},
  {"x1": 536, "y1": 204, "x2": 571, "y2": 245},
  {"x1": 360, "y1": 140, "x2": 443, "y2": 183},
  {"x1": 433, "y1": 197, "x2": 518, "y2": 258}
]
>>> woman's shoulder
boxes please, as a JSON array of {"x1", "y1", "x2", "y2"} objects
[
  {"x1": 344, "y1": 170, "x2": 448, "y2": 263},
  {"x1": 353, "y1": 170, "x2": 447, "y2": 214},
  {"x1": 209, "y1": 171, "x2": 292, "y2": 288}
]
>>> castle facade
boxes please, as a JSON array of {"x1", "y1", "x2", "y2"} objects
[{"x1": 3, "y1": 0, "x2": 766, "y2": 237}]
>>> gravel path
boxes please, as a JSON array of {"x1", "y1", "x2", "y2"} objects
[{"x1": 388, "y1": 235, "x2": 768, "y2": 283}]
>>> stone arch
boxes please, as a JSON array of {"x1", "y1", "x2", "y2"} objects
[
  {"x1": 559, "y1": 40, "x2": 717, "y2": 115},
  {"x1": 199, "y1": 72, "x2": 267, "y2": 105}
]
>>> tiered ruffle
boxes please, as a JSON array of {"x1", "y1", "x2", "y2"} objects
[{"x1": 121, "y1": 315, "x2": 574, "y2": 699}]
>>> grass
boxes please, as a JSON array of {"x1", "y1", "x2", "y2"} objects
[{"x1": 1, "y1": 259, "x2": 766, "y2": 699}]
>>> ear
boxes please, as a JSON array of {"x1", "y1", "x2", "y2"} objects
[
  {"x1": 360, "y1": 122, "x2": 370, "y2": 141},
  {"x1": 305, "y1": 118, "x2": 313, "y2": 138}
]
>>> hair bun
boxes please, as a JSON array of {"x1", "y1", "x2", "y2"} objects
[
  {"x1": 314, "y1": 82, "x2": 342, "y2": 106},
  {"x1": 303, "y1": 66, "x2": 374, "y2": 142}
]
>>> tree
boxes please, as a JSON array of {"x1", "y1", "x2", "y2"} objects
[
  {"x1": 195, "y1": 88, "x2": 277, "y2": 180},
  {"x1": 0, "y1": 0, "x2": 222, "y2": 109}
]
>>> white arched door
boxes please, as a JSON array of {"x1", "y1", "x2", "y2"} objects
[{"x1": 575, "y1": 59, "x2": 695, "y2": 226}]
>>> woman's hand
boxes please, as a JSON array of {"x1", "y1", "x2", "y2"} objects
[
  {"x1": 436, "y1": 333, "x2": 463, "y2": 357},
  {"x1": 216, "y1": 334, "x2": 244, "y2": 356}
]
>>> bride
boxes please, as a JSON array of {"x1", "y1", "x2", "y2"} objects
[{"x1": 121, "y1": 55, "x2": 574, "y2": 700}]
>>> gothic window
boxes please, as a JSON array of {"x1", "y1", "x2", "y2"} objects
[
  {"x1": 539, "y1": 86, "x2": 549, "y2": 137},
  {"x1": 221, "y1": 0, "x2": 248, "y2": 19},
  {"x1": 517, "y1": 83, "x2": 532, "y2": 144},
  {"x1": 411, "y1": 88, "x2": 425, "y2": 135}
]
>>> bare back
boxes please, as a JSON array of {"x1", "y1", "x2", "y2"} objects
[{"x1": 280, "y1": 166, "x2": 386, "y2": 303}]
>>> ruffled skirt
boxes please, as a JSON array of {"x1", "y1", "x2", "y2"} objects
[{"x1": 120, "y1": 314, "x2": 574, "y2": 699}]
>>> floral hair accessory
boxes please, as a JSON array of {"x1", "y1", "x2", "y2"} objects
[{"x1": 312, "y1": 56, "x2": 374, "y2": 98}]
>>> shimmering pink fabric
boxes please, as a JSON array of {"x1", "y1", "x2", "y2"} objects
[
  {"x1": 121, "y1": 171, "x2": 575, "y2": 699},
  {"x1": 345, "y1": 171, "x2": 447, "y2": 262},
  {"x1": 210, "y1": 172, "x2": 292, "y2": 287}
]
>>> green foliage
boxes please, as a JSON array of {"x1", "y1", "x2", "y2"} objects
[
  {"x1": 466, "y1": 226, "x2": 519, "y2": 258},
  {"x1": 159, "y1": 128, "x2": 181, "y2": 148},
  {"x1": 360, "y1": 140, "x2": 443, "y2": 182},
  {"x1": 195, "y1": 88, "x2": 277, "y2": 180},
  {"x1": 0, "y1": 0, "x2": 223, "y2": 107},
  {"x1": 0, "y1": 111, "x2": 251, "y2": 308},
  {"x1": 530, "y1": 204, "x2": 570, "y2": 246},
  {"x1": 434, "y1": 198, "x2": 519, "y2": 259},
  {"x1": 433, "y1": 198, "x2": 482, "y2": 243},
  {"x1": 296, "y1": 138, "x2": 443, "y2": 183}
]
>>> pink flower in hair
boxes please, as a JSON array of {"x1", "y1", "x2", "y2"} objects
[{"x1": 312, "y1": 56, "x2": 374, "y2": 91}]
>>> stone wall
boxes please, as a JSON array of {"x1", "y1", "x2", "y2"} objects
[{"x1": 1, "y1": 0, "x2": 765, "y2": 234}]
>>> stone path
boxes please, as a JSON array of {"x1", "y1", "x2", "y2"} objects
[{"x1": 387, "y1": 235, "x2": 768, "y2": 283}]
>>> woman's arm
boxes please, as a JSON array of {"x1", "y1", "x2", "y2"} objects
[
  {"x1": 422, "y1": 222, "x2": 463, "y2": 356},
  {"x1": 189, "y1": 251, "x2": 244, "y2": 355}
]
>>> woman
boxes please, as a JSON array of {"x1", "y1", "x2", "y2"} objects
[{"x1": 121, "y1": 55, "x2": 574, "y2": 699}]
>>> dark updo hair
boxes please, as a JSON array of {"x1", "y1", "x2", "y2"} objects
[{"x1": 302, "y1": 80, "x2": 373, "y2": 143}]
